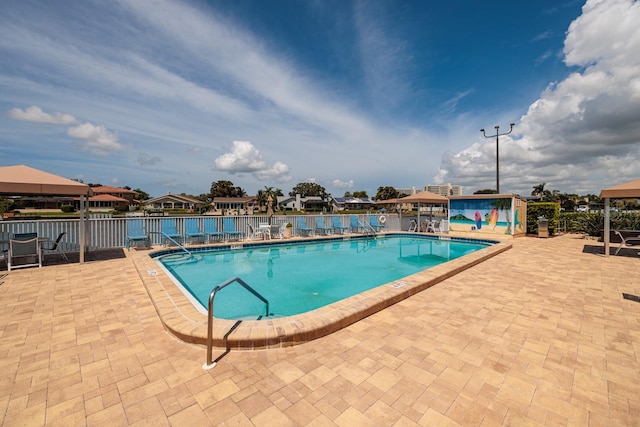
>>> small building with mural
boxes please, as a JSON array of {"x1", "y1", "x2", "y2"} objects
[{"x1": 448, "y1": 194, "x2": 527, "y2": 237}]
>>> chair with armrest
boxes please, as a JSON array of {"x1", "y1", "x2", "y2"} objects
[
  {"x1": 314, "y1": 217, "x2": 333, "y2": 235},
  {"x1": 184, "y1": 218, "x2": 206, "y2": 244},
  {"x1": 203, "y1": 218, "x2": 224, "y2": 243},
  {"x1": 222, "y1": 217, "x2": 244, "y2": 241},
  {"x1": 41, "y1": 232, "x2": 69, "y2": 262},
  {"x1": 295, "y1": 217, "x2": 314, "y2": 237},
  {"x1": 8, "y1": 237, "x2": 42, "y2": 271},
  {"x1": 125, "y1": 219, "x2": 149, "y2": 250},
  {"x1": 614, "y1": 230, "x2": 640, "y2": 255},
  {"x1": 331, "y1": 216, "x2": 349, "y2": 235},
  {"x1": 161, "y1": 218, "x2": 183, "y2": 246}
]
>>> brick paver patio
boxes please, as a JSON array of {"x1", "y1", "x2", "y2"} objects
[{"x1": 1, "y1": 233, "x2": 638, "y2": 426}]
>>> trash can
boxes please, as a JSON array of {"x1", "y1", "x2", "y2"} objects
[{"x1": 538, "y1": 216, "x2": 549, "y2": 238}]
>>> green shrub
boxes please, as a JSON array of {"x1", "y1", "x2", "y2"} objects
[
  {"x1": 60, "y1": 204, "x2": 75, "y2": 213},
  {"x1": 526, "y1": 202, "x2": 560, "y2": 235},
  {"x1": 560, "y1": 211, "x2": 640, "y2": 238}
]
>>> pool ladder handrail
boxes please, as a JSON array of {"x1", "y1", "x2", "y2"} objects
[
  {"x1": 205, "y1": 276, "x2": 270, "y2": 368},
  {"x1": 150, "y1": 231, "x2": 194, "y2": 258},
  {"x1": 358, "y1": 219, "x2": 376, "y2": 236}
]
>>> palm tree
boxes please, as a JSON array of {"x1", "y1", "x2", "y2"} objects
[{"x1": 491, "y1": 198, "x2": 513, "y2": 235}]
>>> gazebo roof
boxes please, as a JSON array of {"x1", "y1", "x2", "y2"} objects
[
  {"x1": 600, "y1": 178, "x2": 640, "y2": 199},
  {"x1": 0, "y1": 165, "x2": 92, "y2": 196}
]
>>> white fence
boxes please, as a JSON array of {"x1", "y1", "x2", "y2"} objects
[{"x1": 0, "y1": 214, "x2": 400, "y2": 252}]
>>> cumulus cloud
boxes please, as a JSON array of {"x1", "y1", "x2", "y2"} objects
[
  {"x1": 437, "y1": 0, "x2": 640, "y2": 194},
  {"x1": 67, "y1": 123, "x2": 124, "y2": 155},
  {"x1": 332, "y1": 179, "x2": 354, "y2": 189},
  {"x1": 8, "y1": 105, "x2": 77, "y2": 124},
  {"x1": 215, "y1": 140, "x2": 291, "y2": 182}
]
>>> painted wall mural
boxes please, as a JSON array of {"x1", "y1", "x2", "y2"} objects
[{"x1": 449, "y1": 197, "x2": 526, "y2": 235}]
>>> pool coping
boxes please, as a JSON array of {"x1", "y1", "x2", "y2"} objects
[{"x1": 133, "y1": 233, "x2": 512, "y2": 350}]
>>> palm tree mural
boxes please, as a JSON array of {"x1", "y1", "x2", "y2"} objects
[{"x1": 491, "y1": 198, "x2": 513, "y2": 235}]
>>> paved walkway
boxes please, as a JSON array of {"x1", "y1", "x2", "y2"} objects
[{"x1": 0, "y1": 234, "x2": 639, "y2": 426}]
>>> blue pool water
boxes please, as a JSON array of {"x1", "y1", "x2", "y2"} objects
[{"x1": 155, "y1": 235, "x2": 491, "y2": 320}]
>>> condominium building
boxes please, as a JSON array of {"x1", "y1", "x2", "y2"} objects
[{"x1": 425, "y1": 183, "x2": 463, "y2": 196}]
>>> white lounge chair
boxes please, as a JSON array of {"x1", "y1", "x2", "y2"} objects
[{"x1": 614, "y1": 230, "x2": 640, "y2": 255}]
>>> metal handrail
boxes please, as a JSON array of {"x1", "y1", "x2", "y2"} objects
[
  {"x1": 149, "y1": 231, "x2": 193, "y2": 258},
  {"x1": 358, "y1": 219, "x2": 376, "y2": 236},
  {"x1": 204, "y1": 277, "x2": 269, "y2": 368}
]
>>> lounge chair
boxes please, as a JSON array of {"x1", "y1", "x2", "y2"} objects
[
  {"x1": 184, "y1": 218, "x2": 206, "y2": 244},
  {"x1": 350, "y1": 215, "x2": 363, "y2": 233},
  {"x1": 125, "y1": 219, "x2": 149, "y2": 250},
  {"x1": 408, "y1": 219, "x2": 418, "y2": 232},
  {"x1": 369, "y1": 215, "x2": 386, "y2": 232},
  {"x1": 203, "y1": 218, "x2": 224, "y2": 242},
  {"x1": 614, "y1": 230, "x2": 640, "y2": 255},
  {"x1": 331, "y1": 216, "x2": 349, "y2": 234},
  {"x1": 296, "y1": 217, "x2": 314, "y2": 237},
  {"x1": 40, "y1": 232, "x2": 69, "y2": 262},
  {"x1": 161, "y1": 218, "x2": 183, "y2": 246},
  {"x1": 8, "y1": 236, "x2": 42, "y2": 271},
  {"x1": 222, "y1": 217, "x2": 243, "y2": 241},
  {"x1": 314, "y1": 217, "x2": 333, "y2": 235}
]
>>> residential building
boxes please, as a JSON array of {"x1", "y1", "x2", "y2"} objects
[
  {"x1": 426, "y1": 183, "x2": 463, "y2": 196},
  {"x1": 144, "y1": 193, "x2": 204, "y2": 212}
]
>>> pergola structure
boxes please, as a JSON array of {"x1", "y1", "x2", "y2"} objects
[
  {"x1": 0, "y1": 165, "x2": 93, "y2": 263},
  {"x1": 600, "y1": 178, "x2": 640, "y2": 257}
]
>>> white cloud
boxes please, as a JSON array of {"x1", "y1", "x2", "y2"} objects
[
  {"x1": 215, "y1": 141, "x2": 291, "y2": 182},
  {"x1": 8, "y1": 105, "x2": 77, "y2": 124},
  {"x1": 332, "y1": 179, "x2": 354, "y2": 189},
  {"x1": 67, "y1": 123, "x2": 124, "y2": 156},
  {"x1": 437, "y1": 0, "x2": 640, "y2": 194}
]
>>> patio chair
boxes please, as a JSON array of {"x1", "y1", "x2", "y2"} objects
[
  {"x1": 350, "y1": 215, "x2": 363, "y2": 233},
  {"x1": 331, "y1": 216, "x2": 349, "y2": 235},
  {"x1": 8, "y1": 237, "x2": 42, "y2": 271},
  {"x1": 125, "y1": 219, "x2": 149, "y2": 250},
  {"x1": 275, "y1": 222, "x2": 288, "y2": 239},
  {"x1": 295, "y1": 217, "x2": 314, "y2": 237},
  {"x1": 613, "y1": 230, "x2": 640, "y2": 255},
  {"x1": 314, "y1": 217, "x2": 333, "y2": 235},
  {"x1": 369, "y1": 215, "x2": 386, "y2": 232},
  {"x1": 161, "y1": 218, "x2": 183, "y2": 246},
  {"x1": 203, "y1": 218, "x2": 224, "y2": 243},
  {"x1": 247, "y1": 224, "x2": 269, "y2": 241},
  {"x1": 408, "y1": 219, "x2": 418, "y2": 232},
  {"x1": 40, "y1": 232, "x2": 69, "y2": 262},
  {"x1": 222, "y1": 217, "x2": 243, "y2": 241},
  {"x1": 184, "y1": 218, "x2": 206, "y2": 244}
]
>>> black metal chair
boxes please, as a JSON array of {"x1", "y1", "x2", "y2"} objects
[{"x1": 40, "y1": 232, "x2": 69, "y2": 262}]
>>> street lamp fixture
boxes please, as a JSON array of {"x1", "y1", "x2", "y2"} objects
[{"x1": 480, "y1": 123, "x2": 515, "y2": 194}]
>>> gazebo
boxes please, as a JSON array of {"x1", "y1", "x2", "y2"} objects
[
  {"x1": 0, "y1": 165, "x2": 93, "y2": 263},
  {"x1": 600, "y1": 178, "x2": 640, "y2": 257}
]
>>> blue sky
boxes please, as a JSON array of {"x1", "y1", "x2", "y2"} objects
[{"x1": 1, "y1": 0, "x2": 639, "y2": 198}]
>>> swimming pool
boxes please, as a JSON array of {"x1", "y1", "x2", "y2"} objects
[
  {"x1": 141, "y1": 233, "x2": 510, "y2": 349},
  {"x1": 155, "y1": 234, "x2": 493, "y2": 320}
]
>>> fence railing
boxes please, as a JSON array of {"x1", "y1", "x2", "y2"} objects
[{"x1": 0, "y1": 213, "x2": 399, "y2": 252}]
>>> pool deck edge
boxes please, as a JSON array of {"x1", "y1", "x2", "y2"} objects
[{"x1": 133, "y1": 236, "x2": 512, "y2": 350}]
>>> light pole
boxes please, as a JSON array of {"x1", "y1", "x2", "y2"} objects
[{"x1": 480, "y1": 123, "x2": 515, "y2": 193}]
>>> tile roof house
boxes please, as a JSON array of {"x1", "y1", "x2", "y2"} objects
[
  {"x1": 143, "y1": 193, "x2": 204, "y2": 212},
  {"x1": 330, "y1": 196, "x2": 374, "y2": 211}
]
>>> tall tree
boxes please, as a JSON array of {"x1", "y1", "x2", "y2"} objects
[
  {"x1": 531, "y1": 183, "x2": 546, "y2": 197},
  {"x1": 210, "y1": 180, "x2": 246, "y2": 198},
  {"x1": 373, "y1": 186, "x2": 399, "y2": 201},
  {"x1": 289, "y1": 182, "x2": 329, "y2": 200},
  {"x1": 352, "y1": 190, "x2": 368, "y2": 198}
]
